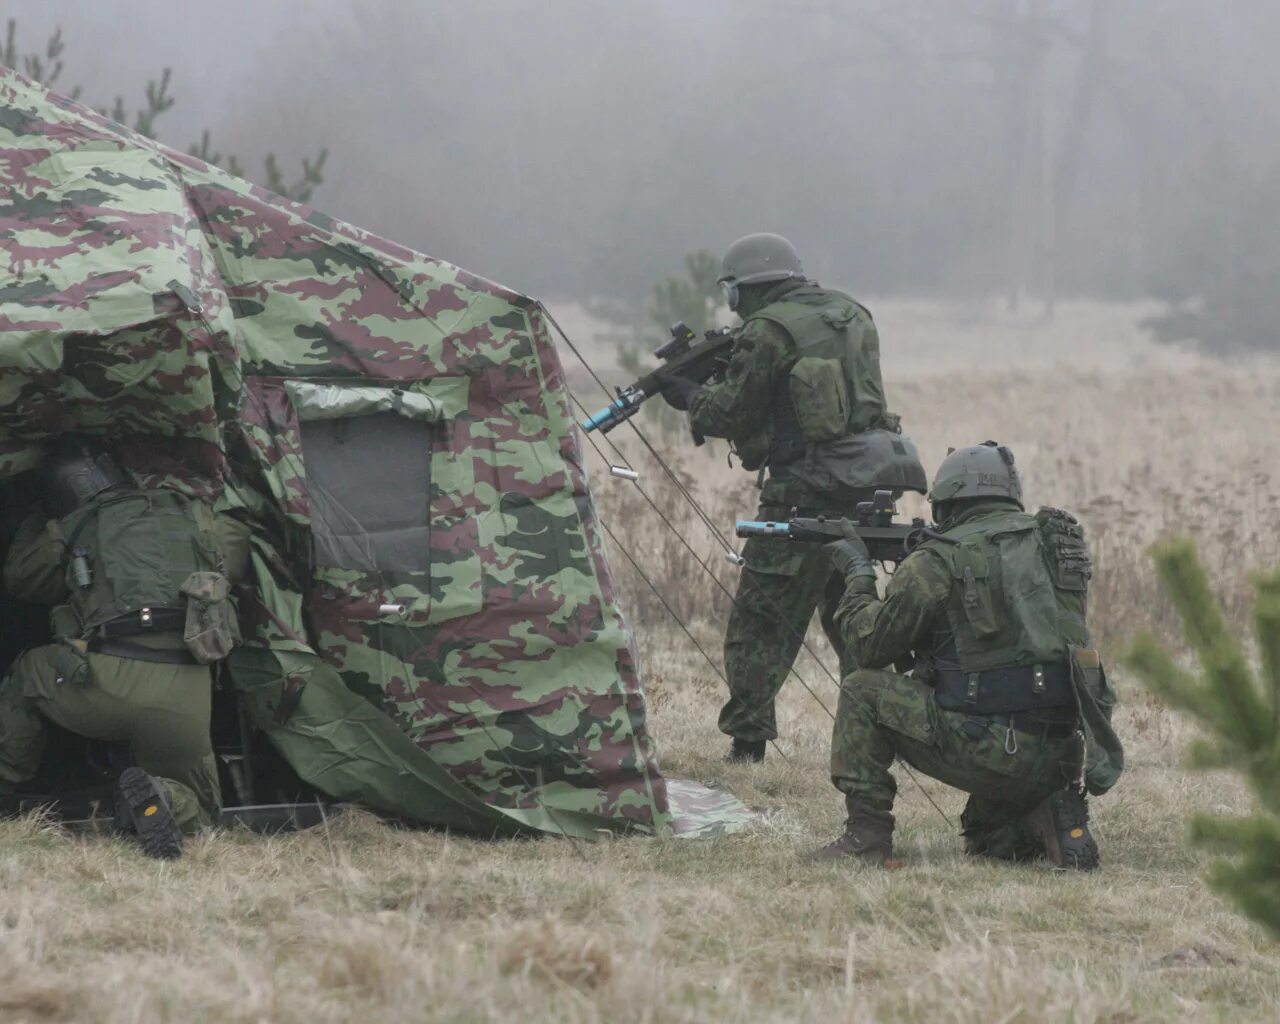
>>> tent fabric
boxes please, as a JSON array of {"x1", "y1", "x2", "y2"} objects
[{"x1": 0, "y1": 68, "x2": 745, "y2": 837}]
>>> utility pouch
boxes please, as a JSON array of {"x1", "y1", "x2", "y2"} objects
[
  {"x1": 180, "y1": 571, "x2": 239, "y2": 665},
  {"x1": 950, "y1": 546, "x2": 999, "y2": 638},
  {"x1": 788, "y1": 357, "x2": 849, "y2": 442},
  {"x1": 53, "y1": 641, "x2": 93, "y2": 687},
  {"x1": 49, "y1": 604, "x2": 82, "y2": 642},
  {"x1": 1068, "y1": 645, "x2": 1124, "y2": 795},
  {"x1": 1036, "y1": 507, "x2": 1091, "y2": 592}
]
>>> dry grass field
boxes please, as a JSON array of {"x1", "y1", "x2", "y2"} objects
[{"x1": 2, "y1": 301, "x2": 1279, "y2": 1023}]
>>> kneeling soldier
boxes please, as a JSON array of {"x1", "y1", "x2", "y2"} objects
[
  {"x1": 0, "y1": 439, "x2": 246, "y2": 858},
  {"x1": 818, "y1": 442, "x2": 1124, "y2": 868}
]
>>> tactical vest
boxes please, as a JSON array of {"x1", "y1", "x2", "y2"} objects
[
  {"x1": 921, "y1": 506, "x2": 1092, "y2": 714},
  {"x1": 746, "y1": 285, "x2": 892, "y2": 465},
  {"x1": 55, "y1": 487, "x2": 227, "y2": 641}
]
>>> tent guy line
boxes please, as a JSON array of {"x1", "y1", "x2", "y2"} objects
[
  {"x1": 566, "y1": 388, "x2": 795, "y2": 765},
  {"x1": 544, "y1": 311, "x2": 957, "y2": 829}
]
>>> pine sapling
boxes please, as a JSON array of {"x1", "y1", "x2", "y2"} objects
[{"x1": 1126, "y1": 538, "x2": 1280, "y2": 939}]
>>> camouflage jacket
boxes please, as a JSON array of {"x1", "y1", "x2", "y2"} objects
[
  {"x1": 687, "y1": 280, "x2": 803, "y2": 451},
  {"x1": 833, "y1": 535, "x2": 952, "y2": 672},
  {"x1": 688, "y1": 279, "x2": 887, "y2": 508},
  {"x1": 833, "y1": 503, "x2": 1023, "y2": 670},
  {"x1": 3, "y1": 501, "x2": 251, "y2": 607},
  {"x1": 687, "y1": 280, "x2": 802, "y2": 506}
]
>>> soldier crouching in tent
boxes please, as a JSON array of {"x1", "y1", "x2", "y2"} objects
[
  {"x1": 659, "y1": 233, "x2": 927, "y2": 764},
  {"x1": 0, "y1": 438, "x2": 248, "y2": 858},
  {"x1": 815, "y1": 442, "x2": 1125, "y2": 869}
]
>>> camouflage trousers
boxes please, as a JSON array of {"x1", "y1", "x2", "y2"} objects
[
  {"x1": 720, "y1": 521, "x2": 854, "y2": 743},
  {"x1": 0, "y1": 642, "x2": 221, "y2": 832},
  {"x1": 830, "y1": 668, "x2": 1079, "y2": 848}
]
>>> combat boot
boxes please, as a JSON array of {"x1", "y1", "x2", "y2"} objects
[
  {"x1": 725, "y1": 738, "x2": 766, "y2": 764},
  {"x1": 961, "y1": 799, "x2": 1043, "y2": 863},
  {"x1": 812, "y1": 802, "x2": 897, "y2": 866},
  {"x1": 114, "y1": 767, "x2": 183, "y2": 860},
  {"x1": 1023, "y1": 788, "x2": 1099, "y2": 870}
]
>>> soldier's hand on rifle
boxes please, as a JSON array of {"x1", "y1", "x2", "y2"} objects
[
  {"x1": 657, "y1": 372, "x2": 703, "y2": 412},
  {"x1": 826, "y1": 521, "x2": 875, "y2": 584}
]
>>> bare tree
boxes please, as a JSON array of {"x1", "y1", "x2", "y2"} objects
[{"x1": 2, "y1": 18, "x2": 327, "y2": 203}]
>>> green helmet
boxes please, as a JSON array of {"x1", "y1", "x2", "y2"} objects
[
  {"x1": 929, "y1": 441, "x2": 1023, "y2": 508},
  {"x1": 718, "y1": 233, "x2": 804, "y2": 311}
]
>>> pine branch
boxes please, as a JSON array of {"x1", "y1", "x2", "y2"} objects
[
  {"x1": 1125, "y1": 633, "x2": 1211, "y2": 720},
  {"x1": 1253, "y1": 568, "x2": 1280, "y2": 736},
  {"x1": 135, "y1": 68, "x2": 174, "y2": 138},
  {"x1": 1125, "y1": 538, "x2": 1280, "y2": 939},
  {"x1": 3, "y1": 19, "x2": 16, "y2": 69},
  {"x1": 3, "y1": 19, "x2": 327, "y2": 212},
  {"x1": 1149, "y1": 539, "x2": 1271, "y2": 749},
  {"x1": 263, "y1": 149, "x2": 327, "y2": 202}
]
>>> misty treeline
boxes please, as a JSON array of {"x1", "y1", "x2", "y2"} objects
[
  {"x1": 343, "y1": 0, "x2": 1279, "y2": 354},
  {"x1": 6, "y1": 2, "x2": 1280, "y2": 351},
  {"x1": 1, "y1": 19, "x2": 326, "y2": 201}
]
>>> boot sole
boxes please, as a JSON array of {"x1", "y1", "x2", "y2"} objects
[{"x1": 115, "y1": 768, "x2": 183, "y2": 860}]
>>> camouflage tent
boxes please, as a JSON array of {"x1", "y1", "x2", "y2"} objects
[{"x1": 0, "y1": 69, "x2": 744, "y2": 838}]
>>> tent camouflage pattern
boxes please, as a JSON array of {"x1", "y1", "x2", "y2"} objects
[{"x1": 0, "y1": 68, "x2": 749, "y2": 838}]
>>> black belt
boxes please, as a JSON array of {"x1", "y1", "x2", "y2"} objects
[
  {"x1": 985, "y1": 711, "x2": 1078, "y2": 740},
  {"x1": 96, "y1": 608, "x2": 186, "y2": 639},
  {"x1": 87, "y1": 637, "x2": 199, "y2": 666},
  {"x1": 935, "y1": 662, "x2": 1074, "y2": 715}
]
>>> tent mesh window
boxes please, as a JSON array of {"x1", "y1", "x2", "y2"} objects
[{"x1": 299, "y1": 412, "x2": 433, "y2": 572}]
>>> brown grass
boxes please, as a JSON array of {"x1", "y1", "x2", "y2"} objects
[{"x1": 1, "y1": 301, "x2": 1278, "y2": 1022}]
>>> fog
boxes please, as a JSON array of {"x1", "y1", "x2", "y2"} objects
[{"x1": 8, "y1": 1, "x2": 1280, "y2": 325}]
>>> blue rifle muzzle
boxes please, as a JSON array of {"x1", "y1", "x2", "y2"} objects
[
  {"x1": 580, "y1": 395, "x2": 639, "y2": 433},
  {"x1": 734, "y1": 520, "x2": 791, "y2": 538}
]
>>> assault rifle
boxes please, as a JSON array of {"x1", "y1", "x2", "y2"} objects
[
  {"x1": 580, "y1": 321, "x2": 734, "y2": 435},
  {"x1": 735, "y1": 489, "x2": 938, "y2": 566}
]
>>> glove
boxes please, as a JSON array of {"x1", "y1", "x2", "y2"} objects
[
  {"x1": 826, "y1": 524, "x2": 874, "y2": 583},
  {"x1": 658, "y1": 373, "x2": 703, "y2": 412}
]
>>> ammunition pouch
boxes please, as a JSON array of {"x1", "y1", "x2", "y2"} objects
[
  {"x1": 49, "y1": 604, "x2": 82, "y2": 642},
  {"x1": 180, "y1": 571, "x2": 239, "y2": 665},
  {"x1": 934, "y1": 662, "x2": 1074, "y2": 715},
  {"x1": 52, "y1": 641, "x2": 93, "y2": 686},
  {"x1": 788, "y1": 356, "x2": 849, "y2": 442}
]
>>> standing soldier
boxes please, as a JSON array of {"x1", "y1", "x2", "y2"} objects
[
  {"x1": 817, "y1": 442, "x2": 1125, "y2": 868},
  {"x1": 661, "y1": 233, "x2": 926, "y2": 762},
  {"x1": 0, "y1": 439, "x2": 247, "y2": 858}
]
